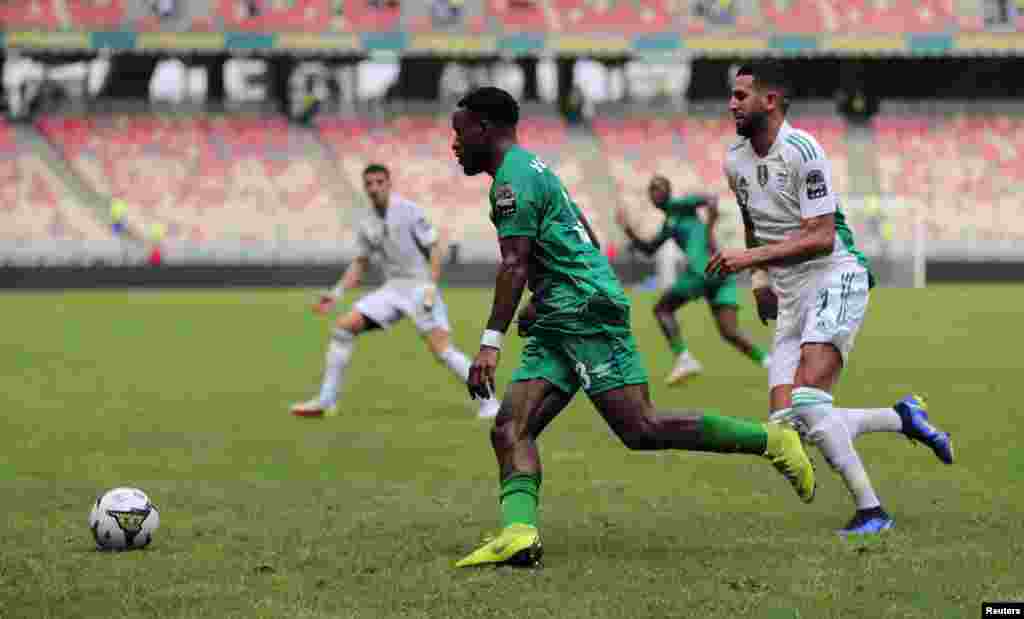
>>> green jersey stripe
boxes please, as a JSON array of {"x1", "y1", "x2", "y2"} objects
[
  {"x1": 785, "y1": 136, "x2": 813, "y2": 162},
  {"x1": 793, "y1": 134, "x2": 820, "y2": 159}
]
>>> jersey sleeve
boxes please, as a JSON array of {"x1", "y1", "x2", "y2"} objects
[
  {"x1": 492, "y1": 169, "x2": 544, "y2": 239},
  {"x1": 356, "y1": 224, "x2": 373, "y2": 259},
  {"x1": 795, "y1": 146, "x2": 837, "y2": 219},
  {"x1": 410, "y1": 206, "x2": 438, "y2": 247}
]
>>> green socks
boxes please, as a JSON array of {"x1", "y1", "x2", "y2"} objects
[
  {"x1": 500, "y1": 473, "x2": 541, "y2": 528},
  {"x1": 697, "y1": 414, "x2": 768, "y2": 455},
  {"x1": 748, "y1": 345, "x2": 768, "y2": 365},
  {"x1": 669, "y1": 335, "x2": 687, "y2": 356}
]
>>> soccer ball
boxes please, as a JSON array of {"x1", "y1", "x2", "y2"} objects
[{"x1": 88, "y1": 487, "x2": 160, "y2": 551}]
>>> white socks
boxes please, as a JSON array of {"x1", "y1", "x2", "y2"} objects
[
  {"x1": 790, "y1": 387, "x2": 881, "y2": 510},
  {"x1": 317, "y1": 328, "x2": 354, "y2": 406},
  {"x1": 843, "y1": 407, "x2": 903, "y2": 438},
  {"x1": 439, "y1": 346, "x2": 472, "y2": 383},
  {"x1": 439, "y1": 346, "x2": 499, "y2": 403}
]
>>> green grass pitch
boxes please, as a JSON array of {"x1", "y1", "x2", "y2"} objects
[{"x1": 1, "y1": 285, "x2": 1021, "y2": 618}]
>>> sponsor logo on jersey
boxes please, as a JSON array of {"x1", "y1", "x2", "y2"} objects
[
  {"x1": 494, "y1": 183, "x2": 517, "y2": 218},
  {"x1": 806, "y1": 169, "x2": 828, "y2": 200},
  {"x1": 757, "y1": 164, "x2": 769, "y2": 188}
]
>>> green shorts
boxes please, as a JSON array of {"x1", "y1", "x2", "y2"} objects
[
  {"x1": 510, "y1": 330, "x2": 648, "y2": 397},
  {"x1": 669, "y1": 272, "x2": 740, "y2": 308}
]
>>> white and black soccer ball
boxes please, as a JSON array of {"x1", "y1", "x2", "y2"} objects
[{"x1": 88, "y1": 487, "x2": 160, "y2": 551}]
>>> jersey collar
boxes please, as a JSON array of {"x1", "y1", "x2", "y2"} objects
[{"x1": 752, "y1": 120, "x2": 793, "y2": 159}]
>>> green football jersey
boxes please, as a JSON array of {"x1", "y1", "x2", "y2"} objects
[
  {"x1": 652, "y1": 194, "x2": 714, "y2": 275},
  {"x1": 489, "y1": 146, "x2": 629, "y2": 336},
  {"x1": 659, "y1": 194, "x2": 706, "y2": 219}
]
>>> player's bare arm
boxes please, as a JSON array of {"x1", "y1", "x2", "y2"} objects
[
  {"x1": 316, "y1": 256, "x2": 368, "y2": 314},
  {"x1": 423, "y1": 228, "x2": 448, "y2": 310},
  {"x1": 707, "y1": 213, "x2": 835, "y2": 276},
  {"x1": 468, "y1": 235, "x2": 532, "y2": 400},
  {"x1": 615, "y1": 207, "x2": 664, "y2": 255},
  {"x1": 701, "y1": 194, "x2": 721, "y2": 253}
]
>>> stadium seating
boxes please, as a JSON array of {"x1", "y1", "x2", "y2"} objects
[
  {"x1": 759, "y1": 0, "x2": 956, "y2": 34},
  {"x1": 593, "y1": 115, "x2": 850, "y2": 245},
  {"x1": 216, "y1": 0, "x2": 331, "y2": 31},
  {"x1": 316, "y1": 114, "x2": 606, "y2": 250},
  {"x1": 38, "y1": 115, "x2": 352, "y2": 244},
  {"x1": 0, "y1": 120, "x2": 110, "y2": 242},
  {"x1": 0, "y1": 0, "x2": 126, "y2": 29},
  {"x1": 487, "y1": 0, "x2": 551, "y2": 31},
  {"x1": 550, "y1": 0, "x2": 673, "y2": 33},
  {"x1": 873, "y1": 114, "x2": 1024, "y2": 241}
]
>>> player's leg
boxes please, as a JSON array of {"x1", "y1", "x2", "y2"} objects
[
  {"x1": 456, "y1": 337, "x2": 578, "y2": 568},
  {"x1": 571, "y1": 331, "x2": 816, "y2": 503},
  {"x1": 411, "y1": 286, "x2": 501, "y2": 418},
  {"x1": 291, "y1": 309, "x2": 374, "y2": 417},
  {"x1": 708, "y1": 277, "x2": 769, "y2": 368},
  {"x1": 291, "y1": 287, "x2": 400, "y2": 417},
  {"x1": 424, "y1": 327, "x2": 501, "y2": 419},
  {"x1": 656, "y1": 279, "x2": 702, "y2": 385}
]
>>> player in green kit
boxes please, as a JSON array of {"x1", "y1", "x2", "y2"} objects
[
  {"x1": 450, "y1": 87, "x2": 816, "y2": 568},
  {"x1": 616, "y1": 175, "x2": 770, "y2": 386}
]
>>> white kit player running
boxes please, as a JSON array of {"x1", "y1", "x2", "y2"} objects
[
  {"x1": 291, "y1": 163, "x2": 501, "y2": 420},
  {"x1": 708, "y1": 62, "x2": 953, "y2": 535}
]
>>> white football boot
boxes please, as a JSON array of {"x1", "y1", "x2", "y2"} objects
[{"x1": 665, "y1": 351, "x2": 703, "y2": 386}]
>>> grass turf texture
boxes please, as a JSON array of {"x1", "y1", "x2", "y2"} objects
[{"x1": 0, "y1": 285, "x2": 1021, "y2": 619}]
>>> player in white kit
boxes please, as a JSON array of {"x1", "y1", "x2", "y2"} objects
[
  {"x1": 290, "y1": 163, "x2": 501, "y2": 419},
  {"x1": 708, "y1": 63, "x2": 953, "y2": 535}
]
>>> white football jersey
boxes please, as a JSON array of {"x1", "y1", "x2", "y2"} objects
[
  {"x1": 356, "y1": 195, "x2": 438, "y2": 283},
  {"x1": 723, "y1": 120, "x2": 870, "y2": 295}
]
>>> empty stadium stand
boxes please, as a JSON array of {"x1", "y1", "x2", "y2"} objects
[
  {"x1": 0, "y1": 119, "x2": 111, "y2": 243},
  {"x1": 37, "y1": 115, "x2": 354, "y2": 246},
  {"x1": 759, "y1": 0, "x2": 956, "y2": 34}
]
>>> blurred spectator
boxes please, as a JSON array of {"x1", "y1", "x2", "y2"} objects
[
  {"x1": 694, "y1": 0, "x2": 734, "y2": 24},
  {"x1": 432, "y1": 0, "x2": 463, "y2": 26},
  {"x1": 146, "y1": 222, "x2": 165, "y2": 267},
  {"x1": 242, "y1": 0, "x2": 261, "y2": 18},
  {"x1": 563, "y1": 86, "x2": 585, "y2": 127},
  {"x1": 110, "y1": 198, "x2": 128, "y2": 237},
  {"x1": 150, "y1": 0, "x2": 176, "y2": 19}
]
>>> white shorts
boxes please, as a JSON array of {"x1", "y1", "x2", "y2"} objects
[
  {"x1": 353, "y1": 282, "x2": 451, "y2": 334},
  {"x1": 768, "y1": 264, "x2": 870, "y2": 388}
]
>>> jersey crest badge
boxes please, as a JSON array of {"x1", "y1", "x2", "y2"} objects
[
  {"x1": 806, "y1": 170, "x2": 828, "y2": 199},
  {"x1": 757, "y1": 164, "x2": 769, "y2": 188},
  {"x1": 494, "y1": 183, "x2": 517, "y2": 218}
]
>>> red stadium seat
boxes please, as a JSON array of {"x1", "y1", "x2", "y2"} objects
[
  {"x1": 218, "y1": 0, "x2": 330, "y2": 31},
  {"x1": 1, "y1": 119, "x2": 111, "y2": 242},
  {"x1": 45, "y1": 115, "x2": 352, "y2": 244}
]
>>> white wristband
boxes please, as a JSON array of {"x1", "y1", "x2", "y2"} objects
[
  {"x1": 481, "y1": 329, "x2": 503, "y2": 350},
  {"x1": 751, "y1": 269, "x2": 770, "y2": 290},
  {"x1": 330, "y1": 285, "x2": 344, "y2": 300}
]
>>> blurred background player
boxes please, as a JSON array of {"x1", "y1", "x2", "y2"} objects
[
  {"x1": 616, "y1": 175, "x2": 770, "y2": 385},
  {"x1": 290, "y1": 163, "x2": 501, "y2": 420},
  {"x1": 709, "y1": 62, "x2": 952, "y2": 536},
  {"x1": 451, "y1": 87, "x2": 816, "y2": 568}
]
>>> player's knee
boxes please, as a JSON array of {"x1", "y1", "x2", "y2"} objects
[{"x1": 490, "y1": 416, "x2": 523, "y2": 453}]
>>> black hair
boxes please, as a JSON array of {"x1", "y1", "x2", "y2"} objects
[
  {"x1": 735, "y1": 62, "x2": 791, "y2": 114},
  {"x1": 457, "y1": 87, "x2": 520, "y2": 128},
  {"x1": 650, "y1": 175, "x2": 672, "y2": 192},
  {"x1": 363, "y1": 163, "x2": 390, "y2": 178}
]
